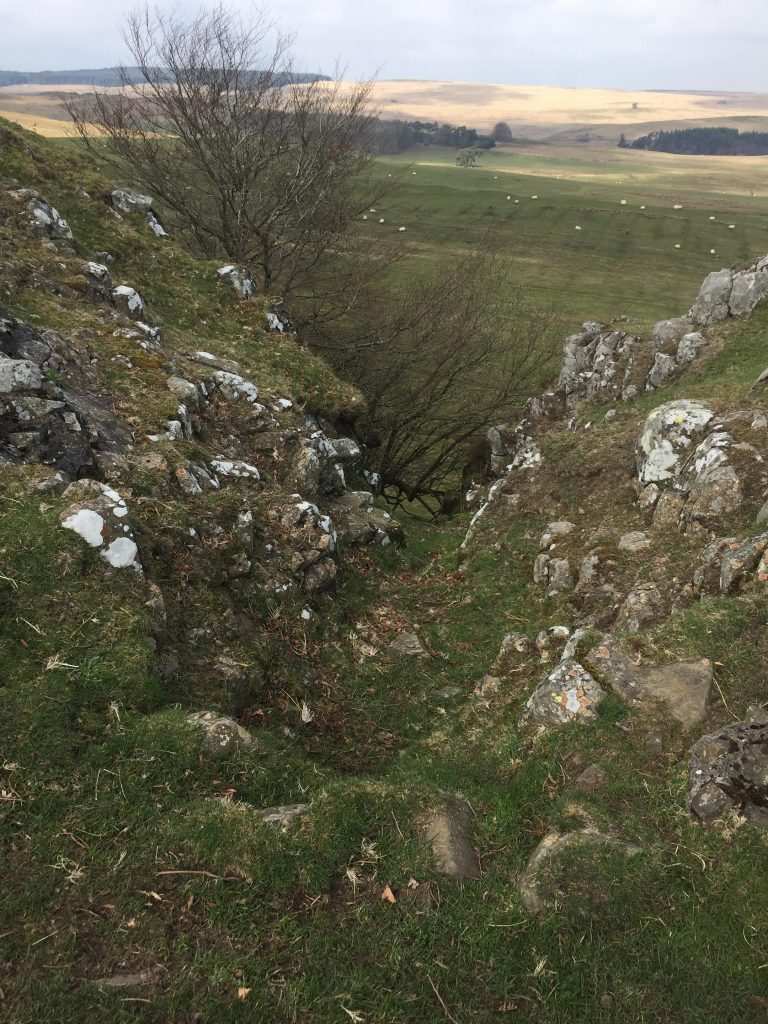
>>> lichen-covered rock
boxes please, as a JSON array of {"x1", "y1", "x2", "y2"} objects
[
  {"x1": 329, "y1": 491, "x2": 403, "y2": 547},
  {"x1": 389, "y1": 631, "x2": 427, "y2": 658},
  {"x1": 83, "y1": 261, "x2": 113, "y2": 301},
  {"x1": 522, "y1": 659, "x2": 606, "y2": 727},
  {"x1": 689, "y1": 716, "x2": 768, "y2": 825},
  {"x1": 617, "y1": 530, "x2": 650, "y2": 553},
  {"x1": 59, "y1": 479, "x2": 142, "y2": 572},
  {"x1": 187, "y1": 711, "x2": 254, "y2": 757},
  {"x1": 718, "y1": 533, "x2": 768, "y2": 593},
  {"x1": 111, "y1": 189, "x2": 154, "y2": 215},
  {"x1": 211, "y1": 370, "x2": 261, "y2": 405},
  {"x1": 26, "y1": 196, "x2": 73, "y2": 241},
  {"x1": 646, "y1": 352, "x2": 677, "y2": 390},
  {"x1": 216, "y1": 265, "x2": 255, "y2": 299},
  {"x1": 690, "y1": 256, "x2": 768, "y2": 325},
  {"x1": 613, "y1": 582, "x2": 665, "y2": 634},
  {"x1": 636, "y1": 400, "x2": 714, "y2": 485},
  {"x1": 677, "y1": 332, "x2": 708, "y2": 365},
  {"x1": 112, "y1": 285, "x2": 145, "y2": 320}
]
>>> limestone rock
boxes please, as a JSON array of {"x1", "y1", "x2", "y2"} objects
[
  {"x1": 719, "y1": 533, "x2": 768, "y2": 593},
  {"x1": 522, "y1": 659, "x2": 606, "y2": 727},
  {"x1": 389, "y1": 631, "x2": 427, "y2": 658},
  {"x1": 257, "y1": 804, "x2": 310, "y2": 829},
  {"x1": 690, "y1": 268, "x2": 734, "y2": 324},
  {"x1": 421, "y1": 796, "x2": 480, "y2": 880},
  {"x1": 187, "y1": 711, "x2": 254, "y2": 757},
  {"x1": 111, "y1": 188, "x2": 154, "y2": 215},
  {"x1": 689, "y1": 716, "x2": 768, "y2": 825},
  {"x1": 59, "y1": 480, "x2": 142, "y2": 572},
  {"x1": 588, "y1": 638, "x2": 711, "y2": 729},
  {"x1": 539, "y1": 520, "x2": 576, "y2": 548},
  {"x1": 519, "y1": 830, "x2": 642, "y2": 914},
  {"x1": 636, "y1": 400, "x2": 714, "y2": 485},
  {"x1": 646, "y1": 352, "x2": 677, "y2": 390},
  {"x1": 614, "y1": 582, "x2": 665, "y2": 634},
  {"x1": 26, "y1": 196, "x2": 73, "y2": 241},
  {"x1": 112, "y1": 285, "x2": 145, "y2": 320},
  {"x1": 216, "y1": 264, "x2": 255, "y2": 299},
  {"x1": 677, "y1": 332, "x2": 708, "y2": 365},
  {"x1": 617, "y1": 530, "x2": 650, "y2": 553}
]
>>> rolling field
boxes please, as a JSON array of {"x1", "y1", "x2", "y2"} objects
[{"x1": 369, "y1": 145, "x2": 768, "y2": 328}]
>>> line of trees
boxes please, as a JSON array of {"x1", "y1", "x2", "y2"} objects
[
  {"x1": 619, "y1": 127, "x2": 768, "y2": 155},
  {"x1": 371, "y1": 119, "x2": 495, "y2": 155}
]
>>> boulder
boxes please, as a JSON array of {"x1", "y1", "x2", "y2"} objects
[
  {"x1": 689, "y1": 268, "x2": 734, "y2": 325},
  {"x1": 111, "y1": 189, "x2": 153, "y2": 215},
  {"x1": 689, "y1": 716, "x2": 768, "y2": 825},
  {"x1": 187, "y1": 711, "x2": 254, "y2": 757},
  {"x1": 26, "y1": 196, "x2": 73, "y2": 241},
  {"x1": 389, "y1": 631, "x2": 427, "y2": 658},
  {"x1": 588, "y1": 638, "x2": 712, "y2": 729},
  {"x1": 646, "y1": 352, "x2": 677, "y2": 390},
  {"x1": 613, "y1": 582, "x2": 665, "y2": 635},
  {"x1": 112, "y1": 285, "x2": 145, "y2": 320},
  {"x1": 521, "y1": 659, "x2": 606, "y2": 727},
  {"x1": 637, "y1": 400, "x2": 714, "y2": 485}
]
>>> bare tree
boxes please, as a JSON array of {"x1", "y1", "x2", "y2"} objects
[
  {"x1": 68, "y1": 4, "x2": 387, "y2": 324},
  {"x1": 324, "y1": 254, "x2": 560, "y2": 514}
]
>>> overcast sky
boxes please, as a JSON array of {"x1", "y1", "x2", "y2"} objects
[{"x1": 3, "y1": 0, "x2": 768, "y2": 91}]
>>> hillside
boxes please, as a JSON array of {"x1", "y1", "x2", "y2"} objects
[{"x1": 3, "y1": 115, "x2": 768, "y2": 1023}]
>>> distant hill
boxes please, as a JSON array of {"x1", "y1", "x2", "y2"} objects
[{"x1": 0, "y1": 68, "x2": 330, "y2": 88}]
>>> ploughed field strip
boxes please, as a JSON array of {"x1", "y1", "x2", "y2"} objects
[{"x1": 5, "y1": 114, "x2": 768, "y2": 1022}]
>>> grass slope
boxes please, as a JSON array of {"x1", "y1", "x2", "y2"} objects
[{"x1": 2, "y1": 118, "x2": 768, "y2": 1023}]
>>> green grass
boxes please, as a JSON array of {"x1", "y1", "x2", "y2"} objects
[
  {"x1": 5, "y1": 116, "x2": 768, "y2": 1022},
  {"x1": 366, "y1": 146, "x2": 768, "y2": 328}
]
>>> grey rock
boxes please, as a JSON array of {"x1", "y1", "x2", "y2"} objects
[
  {"x1": 257, "y1": 803, "x2": 310, "y2": 829},
  {"x1": 187, "y1": 711, "x2": 254, "y2": 757},
  {"x1": 389, "y1": 631, "x2": 427, "y2": 658},
  {"x1": 191, "y1": 350, "x2": 242, "y2": 374},
  {"x1": 613, "y1": 582, "x2": 665, "y2": 635},
  {"x1": 646, "y1": 352, "x2": 677, "y2": 390},
  {"x1": 216, "y1": 264, "x2": 255, "y2": 299},
  {"x1": 690, "y1": 268, "x2": 734, "y2": 325},
  {"x1": 522, "y1": 659, "x2": 606, "y2": 727},
  {"x1": 689, "y1": 717, "x2": 768, "y2": 825},
  {"x1": 719, "y1": 533, "x2": 768, "y2": 593},
  {"x1": 588, "y1": 638, "x2": 712, "y2": 729},
  {"x1": 677, "y1": 332, "x2": 708, "y2": 364},
  {"x1": 421, "y1": 796, "x2": 480, "y2": 879},
  {"x1": 618, "y1": 530, "x2": 650, "y2": 553},
  {"x1": 112, "y1": 285, "x2": 145, "y2": 320},
  {"x1": 0, "y1": 355, "x2": 42, "y2": 393},
  {"x1": 637, "y1": 400, "x2": 714, "y2": 485},
  {"x1": 111, "y1": 188, "x2": 154, "y2": 214}
]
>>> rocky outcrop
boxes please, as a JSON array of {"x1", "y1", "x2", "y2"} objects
[
  {"x1": 689, "y1": 255, "x2": 768, "y2": 326},
  {"x1": 0, "y1": 309, "x2": 129, "y2": 474},
  {"x1": 637, "y1": 403, "x2": 768, "y2": 532}
]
